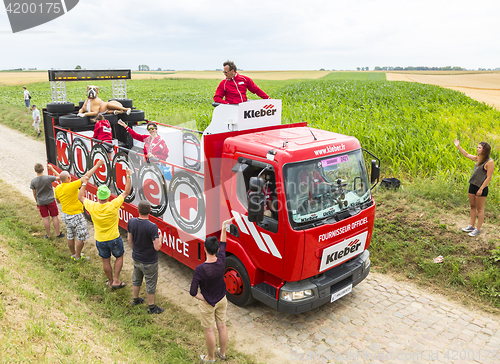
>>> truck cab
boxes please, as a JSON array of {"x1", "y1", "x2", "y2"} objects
[{"x1": 218, "y1": 118, "x2": 377, "y2": 313}]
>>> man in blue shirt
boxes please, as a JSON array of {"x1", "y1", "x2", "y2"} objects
[{"x1": 127, "y1": 200, "x2": 163, "y2": 314}]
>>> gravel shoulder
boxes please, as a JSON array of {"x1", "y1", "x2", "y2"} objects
[{"x1": 2, "y1": 123, "x2": 500, "y2": 363}]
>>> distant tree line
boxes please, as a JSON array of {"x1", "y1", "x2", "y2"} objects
[{"x1": 373, "y1": 66, "x2": 465, "y2": 71}]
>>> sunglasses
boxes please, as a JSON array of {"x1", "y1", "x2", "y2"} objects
[{"x1": 148, "y1": 127, "x2": 157, "y2": 131}]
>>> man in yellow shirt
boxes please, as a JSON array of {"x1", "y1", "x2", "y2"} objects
[
  {"x1": 79, "y1": 167, "x2": 132, "y2": 289},
  {"x1": 55, "y1": 160, "x2": 104, "y2": 261}
]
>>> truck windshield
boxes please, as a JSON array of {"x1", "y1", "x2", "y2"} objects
[{"x1": 283, "y1": 149, "x2": 372, "y2": 229}]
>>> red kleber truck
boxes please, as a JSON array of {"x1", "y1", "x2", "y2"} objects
[{"x1": 43, "y1": 70, "x2": 380, "y2": 313}]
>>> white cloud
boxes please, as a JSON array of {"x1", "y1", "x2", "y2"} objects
[{"x1": 0, "y1": 0, "x2": 499, "y2": 70}]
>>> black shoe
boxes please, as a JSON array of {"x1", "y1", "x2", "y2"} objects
[
  {"x1": 148, "y1": 305, "x2": 164, "y2": 314},
  {"x1": 56, "y1": 233, "x2": 65, "y2": 238},
  {"x1": 131, "y1": 297, "x2": 145, "y2": 306}
]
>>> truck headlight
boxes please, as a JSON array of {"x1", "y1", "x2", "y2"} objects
[
  {"x1": 280, "y1": 289, "x2": 313, "y2": 302},
  {"x1": 363, "y1": 257, "x2": 371, "y2": 271}
]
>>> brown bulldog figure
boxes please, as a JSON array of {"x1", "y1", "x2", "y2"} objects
[{"x1": 77, "y1": 85, "x2": 131, "y2": 117}]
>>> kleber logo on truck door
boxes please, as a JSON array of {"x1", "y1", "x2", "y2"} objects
[{"x1": 319, "y1": 231, "x2": 368, "y2": 272}]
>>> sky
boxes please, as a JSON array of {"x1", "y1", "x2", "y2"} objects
[{"x1": 1, "y1": 0, "x2": 499, "y2": 71}]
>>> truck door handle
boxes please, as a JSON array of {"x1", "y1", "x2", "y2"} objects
[{"x1": 229, "y1": 224, "x2": 239, "y2": 237}]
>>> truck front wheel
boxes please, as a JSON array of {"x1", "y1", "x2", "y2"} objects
[{"x1": 224, "y1": 255, "x2": 255, "y2": 307}]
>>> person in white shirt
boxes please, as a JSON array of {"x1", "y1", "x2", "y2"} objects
[
  {"x1": 23, "y1": 86, "x2": 30, "y2": 113},
  {"x1": 32, "y1": 105, "x2": 41, "y2": 137}
]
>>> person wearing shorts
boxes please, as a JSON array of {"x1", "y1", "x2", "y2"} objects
[
  {"x1": 30, "y1": 163, "x2": 63, "y2": 239},
  {"x1": 55, "y1": 160, "x2": 104, "y2": 261},
  {"x1": 79, "y1": 168, "x2": 132, "y2": 289},
  {"x1": 454, "y1": 139, "x2": 494, "y2": 237},
  {"x1": 127, "y1": 200, "x2": 163, "y2": 314},
  {"x1": 23, "y1": 86, "x2": 30, "y2": 113},
  {"x1": 190, "y1": 218, "x2": 235, "y2": 363},
  {"x1": 32, "y1": 105, "x2": 41, "y2": 137}
]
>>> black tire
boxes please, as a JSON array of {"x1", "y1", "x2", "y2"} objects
[
  {"x1": 120, "y1": 109, "x2": 145, "y2": 122},
  {"x1": 108, "y1": 98, "x2": 133, "y2": 108},
  {"x1": 59, "y1": 114, "x2": 90, "y2": 127},
  {"x1": 100, "y1": 113, "x2": 119, "y2": 124},
  {"x1": 224, "y1": 255, "x2": 255, "y2": 307},
  {"x1": 78, "y1": 100, "x2": 85, "y2": 109},
  {"x1": 46, "y1": 102, "x2": 75, "y2": 114}
]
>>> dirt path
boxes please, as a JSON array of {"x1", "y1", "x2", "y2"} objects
[
  {"x1": 2, "y1": 124, "x2": 500, "y2": 363},
  {"x1": 386, "y1": 73, "x2": 500, "y2": 111}
]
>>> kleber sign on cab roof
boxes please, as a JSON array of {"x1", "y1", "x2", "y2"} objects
[{"x1": 204, "y1": 99, "x2": 282, "y2": 135}]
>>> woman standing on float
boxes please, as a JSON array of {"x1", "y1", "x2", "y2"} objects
[
  {"x1": 118, "y1": 120, "x2": 169, "y2": 161},
  {"x1": 454, "y1": 139, "x2": 494, "y2": 237}
]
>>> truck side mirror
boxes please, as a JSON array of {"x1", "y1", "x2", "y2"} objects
[
  {"x1": 370, "y1": 160, "x2": 380, "y2": 184},
  {"x1": 248, "y1": 177, "x2": 265, "y2": 223}
]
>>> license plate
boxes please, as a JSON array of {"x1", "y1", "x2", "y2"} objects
[{"x1": 331, "y1": 284, "x2": 352, "y2": 303}]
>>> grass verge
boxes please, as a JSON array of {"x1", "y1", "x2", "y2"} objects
[
  {"x1": 0, "y1": 179, "x2": 256, "y2": 363},
  {"x1": 371, "y1": 184, "x2": 500, "y2": 313},
  {"x1": 0, "y1": 101, "x2": 43, "y2": 139}
]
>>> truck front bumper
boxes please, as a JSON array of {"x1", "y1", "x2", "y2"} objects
[{"x1": 251, "y1": 250, "x2": 370, "y2": 314}]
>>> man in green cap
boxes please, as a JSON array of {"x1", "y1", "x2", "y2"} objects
[{"x1": 78, "y1": 167, "x2": 133, "y2": 288}]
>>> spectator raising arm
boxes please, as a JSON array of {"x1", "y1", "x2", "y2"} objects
[
  {"x1": 47, "y1": 164, "x2": 61, "y2": 181},
  {"x1": 77, "y1": 160, "x2": 105, "y2": 204},
  {"x1": 120, "y1": 168, "x2": 133, "y2": 200}
]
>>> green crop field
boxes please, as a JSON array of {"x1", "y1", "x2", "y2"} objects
[
  {"x1": 2, "y1": 75, "x2": 500, "y2": 204},
  {"x1": 321, "y1": 72, "x2": 387, "y2": 81},
  {"x1": 2, "y1": 73, "x2": 500, "y2": 311}
]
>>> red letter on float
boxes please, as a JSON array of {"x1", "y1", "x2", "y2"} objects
[
  {"x1": 144, "y1": 178, "x2": 160, "y2": 205},
  {"x1": 57, "y1": 140, "x2": 69, "y2": 164},
  {"x1": 180, "y1": 192, "x2": 197, "y2": 220},
  {"x1": 115, "y1": 162, "x2": 127, "y2": 190},
  {"x1": 76, "y1": 147, "x2": 85, "y2": 172},
  {"x1": 94, "y1": 159, "x2": 107, "y2": 183}
]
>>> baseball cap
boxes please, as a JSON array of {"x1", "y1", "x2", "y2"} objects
[{"x1": 97, "y1": 185, "x2": 111, "y2": 200}]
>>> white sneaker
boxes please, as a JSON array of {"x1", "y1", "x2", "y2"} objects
[
  {"x1": 462, "y1": 225, "x2": 474, "y2": 232},
  {"x1": 468, "y1": 228, "x2": 481, "y2": 237}
]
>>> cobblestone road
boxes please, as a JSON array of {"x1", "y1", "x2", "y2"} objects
[
  {"x1": 3, "y1": 123, "x2": 500, "y2": 364},
  {"x1": 149, "y1": 246, "x2": 500, "y2": 364}
]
